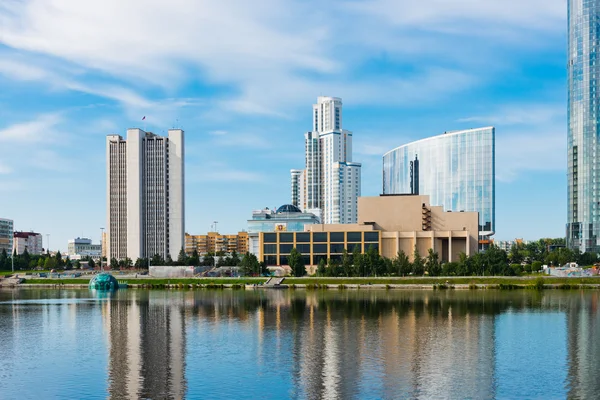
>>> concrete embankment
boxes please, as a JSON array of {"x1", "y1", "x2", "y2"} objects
[{"x1": 13, "y1": 283, "x2": 600, "y2": 290}]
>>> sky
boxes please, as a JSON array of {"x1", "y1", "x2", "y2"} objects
[{"x1": 0, "y1": 0, "x2": 568, "y2": 252}]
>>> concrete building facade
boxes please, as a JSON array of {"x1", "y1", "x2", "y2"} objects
[
  {"x1": 106, "y1": 128, "x2": 185, "y2": 261},
  {"x1": 291, "y1": 97, "x2": 361, "y2": 224},
  {"x1": 68, "y1": 237, "x2": 102, "y2": 260},
  {"x1": 0, "y1": 218, "x2": 13, "y2": 255},
  {"x1": 259, "y1": 195, "x2": 478, "y2": 266},
  {"x1": 185, "y1": 232, "x2": 249, "y2": 255},
  {"x1": 13, "y1": 231, "x2": 43, "y2": 255}
]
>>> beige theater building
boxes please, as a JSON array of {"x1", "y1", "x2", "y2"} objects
[{"x1": 258, "y1": 195, "x2": 478, "y2": 266}]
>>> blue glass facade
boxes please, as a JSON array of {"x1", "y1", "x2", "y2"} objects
[
  {"x1": 567, "y1": 0, "x2": 600, "y2": 253},
  {"x1": 383, "y1": 127, "x2": 495, "y2": 239}
]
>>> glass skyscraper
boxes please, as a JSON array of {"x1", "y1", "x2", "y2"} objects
[
  {"x1": 383, "y1": 127, "x2": 495, "y2": 245},
  {"x1": 567, "y1": 0, "x2": 600, "y2": 253}
]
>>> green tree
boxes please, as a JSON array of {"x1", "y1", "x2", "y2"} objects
[
  {"x1": 177, "y1": 248, "x2": 188, "y2": 266},
  {"x1": 73, "y1": 260, "x2": 81, "y2": 269},
  {"x1": 230, "y1": 251, "x2": 241, "y2": 266},
  {"x1": 259, "y1": 261, "x2": 269, "y2": 276},
  {"x1": 110, "y1": 257, "x2": 119, "y2": 269},
  {"x1": 240, "y1": 252, "x2": 260, "y2": 276},
  {"x1": 412, "y1": 247, "x2": 424, "y2": 276},
  {"x1": 88, "y1": 258, "x2": 96, "y2": 269},
  {"x1": 37, "y1": 256, "x2": 44, "y2": 269},
  {"x1": 393, "y1": 251, "x2": 411, "y2": 277},
  {"x1": 165, "y1": 254, "x2": 174, "y2": 266},
  {"x1": 151, "y1": 253, "x2": 165, "y2": 266},
  {"x1": 64, "y1": 256, "x2": 73, "y2": 270},
  {"x1": 203, "y1": 252, "x2": 215, "y2": 267},
  {"x1": 55, "y1": 251, "x2": 63, "y2": 267},
  {"x1": 425, "y1": 249, "x2": 441, "y2": 276},
  {"x1": 288, "y1": 248, "x2": 305, "y2": 277},
  {"x1": 341, "y1": 249, "x2": 353, "y2": 276},
  {"x1": 189, "y1": 250, "x2": 200, "y2": 266},
  {"x1": 317, "y1": 258, "x2": 326, "y2": 276}
]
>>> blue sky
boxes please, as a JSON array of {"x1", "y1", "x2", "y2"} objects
[{"x1": 0, "y1": 0, "x2": 567, "y2": 252}]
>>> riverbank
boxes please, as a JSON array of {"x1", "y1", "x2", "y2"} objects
[{"x1": 9, "y1": 276, "x2": 600, "y2": 290}]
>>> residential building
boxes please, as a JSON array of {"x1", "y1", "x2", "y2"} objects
[
  {"x1": 258, "y1": 194, "x2": 479, "y2": 266},
  {"x1": 13, "y1": 231, "x2": 43, "y2": 255},
  {"x1": 106, "y1": 128, "x2": 185, "y2": 261},
  {"x1": 383, "y1": 127, "x2": 495, "y2": 250},
  {"x1": 290, "y1": 169, "x2": 303, "y2": 208},
  {"x1": 185, "y1": 232, "x2": 248, "y2": 255},
  {"x1": 291, "y1": 96, "x2": 362, "y2": 224},
  {"x1": 68, "y1": 237, "x2": 102, "y2": 260},
  {"x1": 0, "y1": 218, "x2": 13, "y2": 255},
  {"x1": 567, "y1": 1, "x2": 600, "y2": 253}
]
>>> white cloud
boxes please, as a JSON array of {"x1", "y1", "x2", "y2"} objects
[
  {"x1": 0, "y1": 113, "x2": 63, "y2": 143},
  {"x1": 458, "y1": 103, "x2": 566, "y2": 126},
  {"x1": 0, "y1": 0, "x2": 565, "y2": 117},
  {"x1": 209, "y1": 130, "x2": 227, "y2": 136}
]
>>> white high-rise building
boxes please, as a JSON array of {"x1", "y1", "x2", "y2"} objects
[
  {"x1": 291, "y1": 96, "x2": 361, "y2": 224},
  {"x1": 106, "y1": 128, "x2": 185, "y2": 262},
  {"x1": 13, "y1": 232, "x2": 43, "y2": 255}
]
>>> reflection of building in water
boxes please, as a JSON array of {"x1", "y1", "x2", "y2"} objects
[
  {"x1": 283, "y1": 292, "x2": 497, "y2": 399},
  {"x1": 566, "y1": 292, "x2": 600, "y2": 399},
  {"x1": 103, "y1": 292, "x2": 187, "y2": 399}
]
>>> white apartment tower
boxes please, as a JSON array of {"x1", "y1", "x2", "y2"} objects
[
  {"x1": 106, "y1": 128, "x2": 185, "y2": 261},
  {"x1": 291, "y1": 97, "x2": 361, "y2": 224}
]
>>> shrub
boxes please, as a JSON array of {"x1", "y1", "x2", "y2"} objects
[
  {"x1": 532, "y1": 261, "x2": 543, "y2": 272},
  {"x1": 533, "y1": 277, "x2": 544, "y2": 291}
]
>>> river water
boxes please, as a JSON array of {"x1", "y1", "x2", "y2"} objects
[{"x1": 0, "y1": 288, "x2": 597, "y2": 399}]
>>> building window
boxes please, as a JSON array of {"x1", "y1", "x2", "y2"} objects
[
  {"x1": 279, "y1": 233, "x2": 294, "y2": 243},
  {"x1": 296, "y1": 233, "x2": 310, "y2": 243},
  {"x1": 313, "y1": 244, "x2": 327, "y2": 253},
  {"x1": 313, "y1": 232, "x2": 327, "y2": 242},
  {"x1": 264, "y1": 233, "x2": 277, "y2": 243},
  {"x1": 347, "y1": 243, "x2": 361, "y2": 252},
  {"x1": 330, "y1": 243, "x2": 345, "y2": 253},
  {"x1": 279, "y1": 244, "x2": 293, "y2": 254},
  {"x1": 364, "y1": 232, "x2": 379, "y2": 242},
  {"x1": 263, "y1": 244, "x2": 276, "y2": 254},
  {"x1": 330, "y1": 232, "x2": 344, "y2": 242}
]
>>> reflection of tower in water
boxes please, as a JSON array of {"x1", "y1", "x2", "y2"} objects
[
  {"x1": 103, "y1": 292, "x2": 187, "y2": 399},
  {"x1": 566, "y1": 292, "x2": 600, "y2": 399}
]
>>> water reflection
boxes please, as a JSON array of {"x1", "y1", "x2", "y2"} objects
[
  {"x1": 102, "y1": 291, "x2": 187, "y2": 399},
  {"x1": 1, "y1": 289, "x2": 600, "y2": 399}
]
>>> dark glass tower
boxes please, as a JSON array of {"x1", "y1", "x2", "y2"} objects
[{"x1": 567, "y1": 0, "x2": 600, "y2": 253}]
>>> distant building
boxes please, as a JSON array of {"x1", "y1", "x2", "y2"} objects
[
  {"x1": 248, "y1": 205, "x2": 322, "y2": 257},
  {"x1": 383, "y1": 127, "x2": 495, "y2": 250},
  {"x1": 259, "y1": 195, "x2": 478, "y2": 266},
  {"x1": 0, "y1": 218, "x2": 13, "y2": 254},
  {"x1": 495, "y1": 239, "x2": 528, "y2": 252},
  {"x1": 185, "y1": 232, "x2": 248, "y2": 255},
  {"x1": 68, "y1": 237, "x2": 102, "y2": 260},
  {"x1": 106, "y1": 128, "x2": 185, "y2": 261},
  {"x1": 13, "y1": 232, "x2": 43, "y2": 255},
  {"x1": 291, "y1": 96, "x2": 362, "y2": 224}
]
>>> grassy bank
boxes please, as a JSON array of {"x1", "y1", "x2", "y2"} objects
[
  {"x1": 21, "y1": 277, "x2": 267, "y2": 286},
  {"x1": 13, "y1": 275, "x2": 600, "y2": 288}
]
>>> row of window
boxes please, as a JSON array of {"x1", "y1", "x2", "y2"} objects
[
  {"x1": 263, "y1": 231, "x2": 379, "y2": 243},
  {"x1": 264, "y1": 242, "x2": 379, "y2": 254}
]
